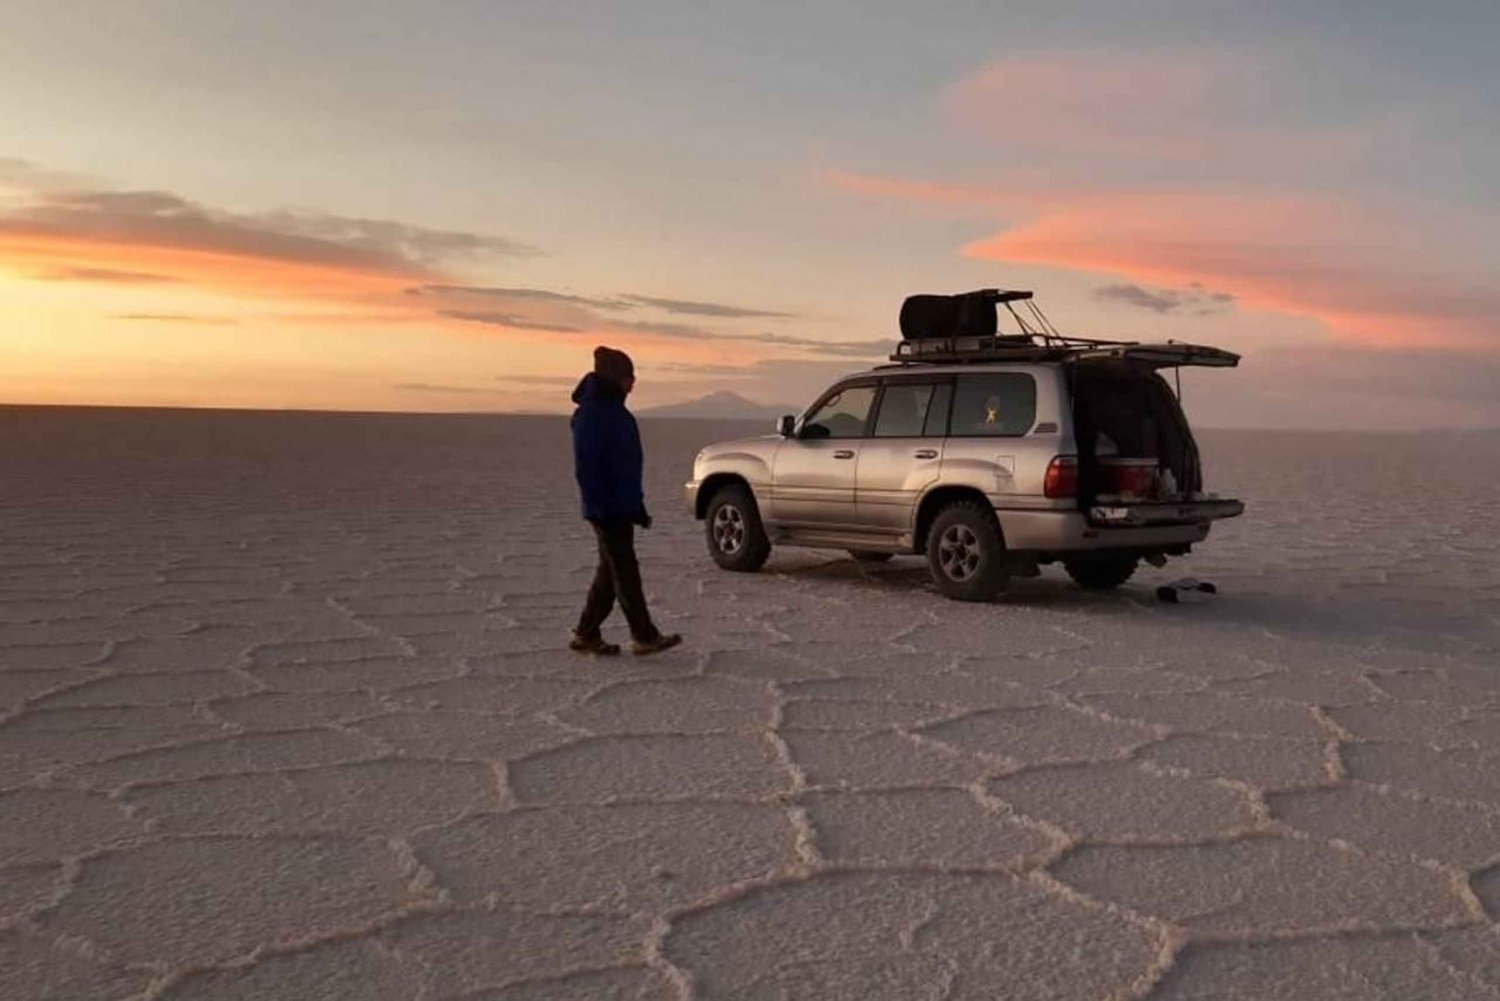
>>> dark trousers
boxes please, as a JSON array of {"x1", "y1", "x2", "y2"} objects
[{"x1": 577, "y1": 519, "x2": 659, "y2": 642}]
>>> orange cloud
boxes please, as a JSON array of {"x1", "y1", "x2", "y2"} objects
[
  {"x1": 0, "y1": 183, "x2": 536, "y2": 318},
  {"x1": 0, "y1": 229, "x2": 417, "y2": 305},
  {"x1": 0, "y1": 173, "x2": 876, "y2": 384}
]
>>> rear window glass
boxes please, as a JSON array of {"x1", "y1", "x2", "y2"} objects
[{"x1": 951, "y1": 373, "x2": 1036, "y2": 437}]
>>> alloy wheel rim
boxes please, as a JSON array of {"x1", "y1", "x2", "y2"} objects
[
  {"x1": 938, "y1": 524, "x2": 982, "y2": 581},
  {"x1": 713, "y1": 505, "x2": 746, "y2": 554}
]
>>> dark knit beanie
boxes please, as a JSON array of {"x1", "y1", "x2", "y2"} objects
[{"x1": 593, "y1": 345, "x2": 635, "y2": 384}]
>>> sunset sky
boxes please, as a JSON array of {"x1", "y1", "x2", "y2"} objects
[{"x1": 4, "y1": 1, "x2": 1498, "y2": 427}]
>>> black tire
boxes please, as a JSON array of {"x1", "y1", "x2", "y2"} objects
[
  {"x1": 849, "y1": 550, "x2": 894, "y2": 563},
  {"x1": 705, "y1": 484, "x2": 771, "y2": 572},
  {"x1": 926, "y1": 501, "x2": 1009, "y2": 601},
  {"x1": 1064, "y1": 556, "x2": 1139, "y2": 590}
]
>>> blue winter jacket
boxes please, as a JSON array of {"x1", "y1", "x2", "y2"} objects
[{"x1": 571, "y1": 373, "x2": 648, "y2": 524}]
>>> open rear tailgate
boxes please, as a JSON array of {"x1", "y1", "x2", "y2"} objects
[
  {"x1": 1090, "y1": 499, "x2": 1245, "y2": 527},
  {"x1": 1074, "y1": 343, "x2": 1240, "y2": 368}
]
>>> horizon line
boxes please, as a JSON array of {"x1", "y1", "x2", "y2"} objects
[{"x1": 2, "y1": 401, "x2": 1497, "y2": 434}]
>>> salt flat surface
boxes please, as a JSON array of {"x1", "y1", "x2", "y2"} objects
[{"x1": 2, "y1": 406, "x2": 1499, "y2": 999}]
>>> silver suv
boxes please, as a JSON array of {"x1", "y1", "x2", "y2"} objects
[{"x1": 684, "y1": 290, "x2": 1244, "y2": 600}]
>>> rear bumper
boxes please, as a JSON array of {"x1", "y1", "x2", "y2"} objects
[
  {"x1": 1089, "y1": 499, "x2": 1245, "y2": 527},
  {"x1": 997, "y1": 499, "x2": 1242, "y2": 554}
]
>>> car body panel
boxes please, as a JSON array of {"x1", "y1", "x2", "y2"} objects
[
  {"x1": 855, "y1": 438, "x2": 944, "y2": 531},
  {"x1": 769, "y1": 437, "x2": 863, "y2": 528}
]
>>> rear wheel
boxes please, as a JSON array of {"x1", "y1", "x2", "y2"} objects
[
  {"x1": 705, "y1": 484, "x2": 771, "y2": 572},
  {"x1": 926, "y1": 502, "x2": 1009, "y2": 601},
  {"x1": 849, "y1": 550, "x2": 894, "y2": 563},
  {"x1": 1064, "y1": 556, "x2": 1139, "y2": 590}
]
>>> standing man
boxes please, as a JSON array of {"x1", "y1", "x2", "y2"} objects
[{"x1": 570, "y1": 346, "x2": 682, "y2": 656}]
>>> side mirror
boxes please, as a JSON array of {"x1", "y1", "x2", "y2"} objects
[{"x1": 777, "y1": 415, "x2": 796, "y2": 438}]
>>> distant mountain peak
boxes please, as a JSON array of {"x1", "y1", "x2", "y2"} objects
[{"x1": 639, "y1": 390, "x2": 794, "y2": 420}]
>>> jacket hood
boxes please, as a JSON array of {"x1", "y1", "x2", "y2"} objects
[{"x1": 572, "y1": 372, "x2": 626, "y2": 405}]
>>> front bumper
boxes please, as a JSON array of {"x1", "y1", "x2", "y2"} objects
[{"x1": 683, "y1": 480, "x2": 700, "y2": 517}]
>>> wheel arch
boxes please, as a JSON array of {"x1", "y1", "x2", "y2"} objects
[
  {"x1": 695, "y1": 473, "x2": 754, "y2": 520},
  {"x1": 913, "y1": 486, "x2": 1002, "y2": 554}
]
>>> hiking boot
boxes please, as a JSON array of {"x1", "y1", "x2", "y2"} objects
[
  {"x1": 569, "y1": 633, "x2": 621, "y2": 656},
  {"x1": 630, "y1": 633, "x2": 682, "y2": 657}
]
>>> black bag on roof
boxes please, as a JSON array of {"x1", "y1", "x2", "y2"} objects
[{"x1": 899, "y1": 290, "x2": 998, "y2": 340}]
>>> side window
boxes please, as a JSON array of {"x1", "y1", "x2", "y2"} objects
[
  {"x1": 873, "y1": 383, "x2": 938, "y2": 438},
  {"x1": 951, "y1": 373, "x2": 1037, "y2": 437},
  {"x1": 802, "y1": 385, "x2": 876, "y2": 439},
  {"x1": 923, "y1": 382, "x2": 953, "y2": 437}
]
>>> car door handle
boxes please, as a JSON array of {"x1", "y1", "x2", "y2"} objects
[
  {"x1": 833, "y1": 450, "x2": 855, "y2": 459},
  {"x1": 913, "y1": 448, "x2": 938, "y2": 459}
]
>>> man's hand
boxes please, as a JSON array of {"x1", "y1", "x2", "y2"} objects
[{"x1": 635, "y1": 512, "x2": 653, "y2": 530}]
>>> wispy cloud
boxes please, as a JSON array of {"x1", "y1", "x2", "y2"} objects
[
  {"x1": 393, "y1": 382, "x2": 510, "y2": 395},
  {"x1": 33, "y1": 266, "x2": 178, "y2": 284},
  {"x1": 421, "y1": 282, "x2": 878, "y2": 357},
  {"x1": 0, "y1": 157, "x2": 92, "y2": 191},
  {"x1": 410, "y1": 285, "x2": 793, "y2": 319},
  {"x1": 618, "y1": 294, "x2": 795, "y2": 319},
  {"x1": 1095, "y1": 283, "x2": 1235, "y2": 316},
  {"x1": 658, "y1": 361, "x2": 758, "y2": 378},
  {"x1": 1, "y1": 188, "x2": 534, "y2": 275},
  {"x1": 409, "y1": 284, "x2": 625, "y2": 309},
  {"x1": 435, "y1": 310, "x2": 586, "y2": 333},
  {"x1": 747, "y1": 333, "x2": 888, "y2": 357},
  {"x1": 611, "y1": 318, "x2": 719, "y2": 339},
  {"x1": 494, "y1": 374, "x2": 578, "y2": 386},
  {"x1": 110, "y1": 313, "x2": 237, "y2": 325},
  {"x1": 0, "y1": 178, "x2": 539, "y2": 313}
]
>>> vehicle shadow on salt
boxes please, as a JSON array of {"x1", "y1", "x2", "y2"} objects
[
  {"x1": 766, "y1": 555, "x2": 1132, "y2": 607},
  {"x1": 764, "y1": 555, "x2": 1496, "y2": 654}
]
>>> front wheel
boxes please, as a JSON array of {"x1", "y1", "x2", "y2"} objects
[
  {"x1": 1064, "y1": 556, "x2": 1139, "y2": 590},
  {"x1": 926, "y1": 501, "x2": 1009, "y2": 601},
  {"x1": 705, "y1": 484, "x2": 771, "y2": 572}
]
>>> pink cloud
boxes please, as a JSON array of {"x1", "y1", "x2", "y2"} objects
[
  {"x1": 825, "y1": 46, "x2": 1499, "y2": 353},
  {"x1": 959, "y1": 190, "x2": 1497, "y2": 349},
  {"x1": 941, "y1": 48, "x2": 1372, "y2": 174},
  {"x1": 832, "y1": 167, "x2": 1498, "y2": 350}
]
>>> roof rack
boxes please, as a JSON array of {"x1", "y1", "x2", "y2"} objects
[
  {"x1": 887, "y1": 332, "x2": 1134, "y2": 365},
  {"x1": 885, "y1": 288, "x2": 1239, "y2": 368},
  {"x1": 891, "y1": 287, "x2": 1126, "y2": 364},
  {"x1": 886, "y1": 335, "x2": 1240, "y2": 368}
]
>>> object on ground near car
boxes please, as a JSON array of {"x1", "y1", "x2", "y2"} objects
[
  {"x1": 685, "y1": 288, "x2": 1245, "y2": 601},
  {"x1": 1156, "y1": 579, "x2": 1219, "y2": 603}
]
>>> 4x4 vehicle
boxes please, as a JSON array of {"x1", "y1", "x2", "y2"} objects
[{"x1": 684, "y1": 289, "x2": 1244, "y2": 600}]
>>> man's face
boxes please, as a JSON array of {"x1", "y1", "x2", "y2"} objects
[{"x1": 622, "y1": 375, "x2": 636, "y2": 395}]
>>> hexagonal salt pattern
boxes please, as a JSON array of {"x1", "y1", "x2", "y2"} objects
[{"x1": 4, "y1": 411, "x2": 1500, "y2": 997}]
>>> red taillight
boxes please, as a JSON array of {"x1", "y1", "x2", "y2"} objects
[{"x1": 1044, "y1": 456, "x2": 1078, "y2": 499}]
